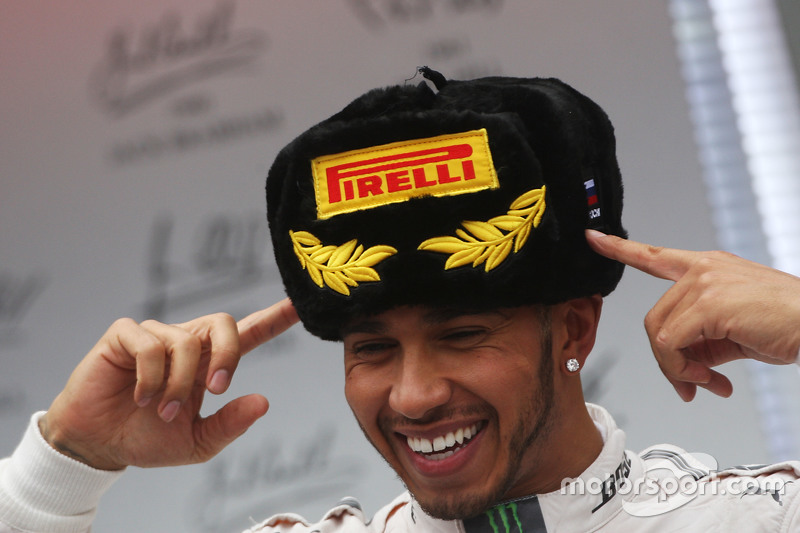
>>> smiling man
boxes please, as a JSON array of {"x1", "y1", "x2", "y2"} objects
[
  {"x1": 261, "y1": 69, "x2": 625, "y2": 526},
  {"x1": 344, "y1": 296, "x2": 613, "y2": 519},
  {"x1": 2, "y1": 69, "x2": 800, "y2": 532},
  {"x1": 343, "y1": 305, "x2": 568, "y2": 520}
]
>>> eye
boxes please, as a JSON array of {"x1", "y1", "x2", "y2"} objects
[
  {"x1": 350, "y1": 339, "x2": 397, "y2": 359},
  {"x1": 441, "y1": 328, "x2": 487, "y2": 343}
]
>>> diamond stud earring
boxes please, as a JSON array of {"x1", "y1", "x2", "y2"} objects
[{"x1": 566, "y1": 358, "x2": 580, "y2": 373}]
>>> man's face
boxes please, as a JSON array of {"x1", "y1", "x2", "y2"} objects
[{"x1": 343, "y1": 305, "x2": 558, "y2": 520}]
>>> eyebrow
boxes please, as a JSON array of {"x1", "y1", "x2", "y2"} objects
[
  {"x1": 340, "y1": 318, "x2": 387, "y2": 337},
  {"x1": 340, "y1": 307, "x2": 506, "y2": 337},
  {"x1": 422, "y1": 307, "x2": 497, "y2": 324}
]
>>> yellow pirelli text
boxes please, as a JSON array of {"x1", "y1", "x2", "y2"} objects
[{"x1": 311, "y1": 129, "x2": 499, "y2": 219}]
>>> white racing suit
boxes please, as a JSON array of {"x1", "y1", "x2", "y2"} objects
[{"x1": 1, "y1": 404, "x2": 799, "y2": 532}]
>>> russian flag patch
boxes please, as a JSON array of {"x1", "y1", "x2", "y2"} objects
[{"x1": 585, "y1": 179, "x2": 602, "y2": 223}]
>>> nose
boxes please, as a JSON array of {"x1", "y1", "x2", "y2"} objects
[{"x1": 388, "y1": 347, "x2": 452, "y2": 420}]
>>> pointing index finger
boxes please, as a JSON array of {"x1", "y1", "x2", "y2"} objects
[
  {"x1": 237, "y1": 298, "x2": 300, "y2": 355},
  {"x1": 585, "y1": 229, "x2": 692, "y2": 282}
]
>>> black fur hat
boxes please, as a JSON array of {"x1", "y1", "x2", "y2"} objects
[{"x1": 267, "y1": 69, "x2": 626, "y2": 340}]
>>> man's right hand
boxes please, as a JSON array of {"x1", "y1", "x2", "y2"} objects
[{"x1": 38, "y1": 299, "x2": 299, "y2": 471}]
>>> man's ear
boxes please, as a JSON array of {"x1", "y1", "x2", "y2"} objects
[{"x1": 555, "y1": 295, "x2": 603, "y2": 374}]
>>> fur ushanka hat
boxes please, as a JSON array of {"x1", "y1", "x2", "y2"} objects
[{"x1": 267, "y1": 69, "x2": 627, "y2": 340}]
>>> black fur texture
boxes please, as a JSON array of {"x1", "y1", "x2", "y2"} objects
[{"x1": 267, "y1": 74, "x2": 627, "y2": 340}]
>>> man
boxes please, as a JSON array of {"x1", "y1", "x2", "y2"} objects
[{"x1": 1, "y1": 70, "x2": 800, "y2": 532}]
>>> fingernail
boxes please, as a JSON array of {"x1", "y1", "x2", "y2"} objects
[
  {"x1": 137, "y1": 395, "x2": 152, "y2": 408},
  {"x1": 585, "y1": 229, "x2": 606, "y2": 239},
  {"x1": 674, "y1": 384, "x2": 696, "y2": 402},
  {"x1": 160, "y1": 400, "x2": 181, "y2": 422},
  {"x1": 209, "y1": 369, "x2": 230, "y2": 394}
]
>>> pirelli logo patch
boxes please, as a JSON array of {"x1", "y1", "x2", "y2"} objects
[{"x1": 311, "y1": 129, "x2": 499, "y2": 219}]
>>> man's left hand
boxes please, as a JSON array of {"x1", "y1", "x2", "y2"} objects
[{"x1": 586, "y1": 229, "x2": 800, "y2": 401}]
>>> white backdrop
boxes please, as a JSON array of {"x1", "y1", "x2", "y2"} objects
[{"x1": 0, "y1": 1, "x2": 773, "y2": 531}]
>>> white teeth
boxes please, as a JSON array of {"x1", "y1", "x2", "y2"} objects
[
  {"x1": 406, "y1": 422, "x2": 482, "y2": 455},
  {"x1": 428, "y1": 449, "x2": 455, "y2": 461}
]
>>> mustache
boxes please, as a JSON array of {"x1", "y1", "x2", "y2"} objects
[{"x1": 379, "y1": 405, "x2": 493, "y2": 432}]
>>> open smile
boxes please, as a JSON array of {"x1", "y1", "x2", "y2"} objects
[{"x1": 402, "y1": 421, "x2": 486, "y2": 461}]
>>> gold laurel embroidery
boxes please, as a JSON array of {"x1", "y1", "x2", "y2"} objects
[
  {"x1": 290, "y1": 230, "x2": 398, "y2": 295},
  {"x1": 417, "y1": 186, "x2": 547, "y2": 272}
]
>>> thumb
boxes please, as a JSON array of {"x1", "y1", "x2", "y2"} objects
[{"x1": 193, "y1": 394, "x2": 269, "y2": 462}]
